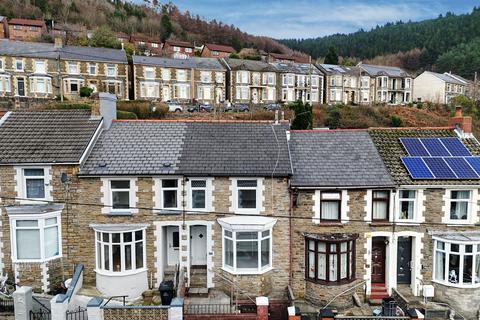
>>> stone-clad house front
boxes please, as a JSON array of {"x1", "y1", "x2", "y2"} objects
[{"x1": 0, "y1": 39, "x2": 129, "y2": 100}]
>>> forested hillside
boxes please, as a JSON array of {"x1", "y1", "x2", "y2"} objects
[
  {"x1": 0, "y1": 0, "x2": 305, "y2": 59},
  {"x1": 280, "y1": 8, "x2": 480, "y2": 78}
]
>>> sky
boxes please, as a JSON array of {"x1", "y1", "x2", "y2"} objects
[{"x1": 156, "y1": 0, "x2": 477, "y2": 39}]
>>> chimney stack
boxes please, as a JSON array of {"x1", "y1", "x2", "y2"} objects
[
  {"x1": 449, "y1": 106, "x2": 472, "y2": 136},
  {"x1": 95, "y1": 92, "x2": 117, "y2": 130},
  {"x1": 54, "y1": 37, "x2": 63, "y2": 49}
]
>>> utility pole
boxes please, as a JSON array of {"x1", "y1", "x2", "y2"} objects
[
  {"x1": 474, "y1": 71, "x2": 478, "y2": 101},
  {"x1": 308, "y1": 55, "x2": 312, "y2": 104}
]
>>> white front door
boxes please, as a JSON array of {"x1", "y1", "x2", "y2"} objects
[
  {"x1": 190, "y1": 225, "x2": 207, "y2": 266},
  {"x1": 252, "y1": 89, "x2": 258, "y2": 103},
  {"x1": 167, "y1": 227, "x2": 179, "y2": 266},
  {"x1": 162, "y1": 86, "x2": 170, "y2": 102}
]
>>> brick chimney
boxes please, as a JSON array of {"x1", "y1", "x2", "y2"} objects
[
  {"x1": 54, "y1": 37, "x2": 63, "y2": 49},
  {"x1": 449, "y1": 106, "x2": 473, "y2": 137}
]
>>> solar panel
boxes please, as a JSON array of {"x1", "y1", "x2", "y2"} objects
[
  {"x1": 444, "y1": 157, "x2": 479, "y2": 179},
  {"x1": 421, "y1": 138, "x2": 450, "y2": 156},
  {"x1": 401, "y1": 157, "x2": 434, "y2": 179},
  {"x1": 466, "y1": 157, "x2": 480, "y2": 176},
  {"x1": 440, "y1": 137, "x2": 471, "y2": 156},
  {"x1": 423, "y1": 157, "x2": 456, "y2": 179},
  {"x1": 400, "y1": 138, "x2": 429, "y2": 156}
]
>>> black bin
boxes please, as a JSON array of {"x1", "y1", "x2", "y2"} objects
[
  {"x1": 382, "y1": 297, "x2": 397, "y2": 316},
  {"x1": 159, "y1": 280, "x2": 174, "y2": 305}
]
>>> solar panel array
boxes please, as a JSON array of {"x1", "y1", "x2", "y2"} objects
[{"x1": 400, "y1": 137, "x2": 480, "y2": 180}]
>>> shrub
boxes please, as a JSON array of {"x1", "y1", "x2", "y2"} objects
[
  {"x1": 80, "y1": 87, "x2": 94, "y2": 97},
  {"x1": 48, "y1": 103, "x2": 91, "y2": 110},
  {"x1": 151, "y1": 103, "x2": 169, "y2": 119},
  {"x1": 289, "y1": 100, "x2": 312, "y2": 130},
  {"x1": 325, "y1": 106, "x2": 341, "y2": 129},
  {"x1": 391, "y1": 115, "x2": 403, "y2": 127},
  {"x1": 117, "y1": 100, "x2": 152, "y2": 118},
  {"x1": 117, "y1": 110, "x2": 138, "y2": 119}
]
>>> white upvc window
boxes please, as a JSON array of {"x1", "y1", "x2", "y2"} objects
[
  {"x1": 95, "y1": 228, "x2": 146, "y2": 275},
  {"x1": 200, "y1": 71, "x2": 212, "y2": 83},
  {"x1": 89, "y1": 63, "x2": 97, "y2": 75},
  {"x1": 173, "y1": 46, "x2": 180, "y2": 52},
  {"x1": 231, "y1": 178, "x2": 263, "y2": 214},
  {"x1": 405, "y1": 78, "x2": 412, "y2": 89},
  {"x1": 174, "y1": 84, "x2": 190, "y2": 99},
  {"x1": 161, "y1": 68, "x2": 171, "y2": 81},
  {"x1": 282, "y1": 74, "x2": 294, "y2": 86},
  {"x1": 106, "y1": 64, "x2": 116, "y2": 77},
  {"x1": 433, "y1": 239, "x2": 480, "y2": 288},
  {"x1": 222, "y1": 228, "x2": 272, "y2": 274},
  {"x1": 15, "y1": 59, "x2": 24, "y2": 72},
  {"x1": 197, "y1": 85, "x2": 212, "y2": 100},
  {"x1": 16, "y1": 167, "x2": 52, "y2": 201},
  {"x1": 236, "y1": 86, "x2": 249, "y2": 100},
  {"x1": 252, "y1": 73, "x2": 261, "y2": 86},
  {"x1": 311, "y1": 75, "x2": 319, "y2": 87},
  {"x1": 236, "y1": 71, "x2": 249, "y2": 84},
  {"x1": 68, "y1": 62, "x2": 79, "y2": 74},
  {"x1": 443, "y1": 190, "x2": 477, "y2": 224},
  {"x1": 398, "y1": 190, "x2": 417, "y2": 221},
  {"x1": 10, "y1": 211, "x2": 61, "y2": 262},
  {"x1": 155, "y1": 178, "x2": 182, "y2": 211},
  {"x1": 0, "y1": 58, "x2": 4, "y2": 71},
  {"x1": 151, "y1": 43, "x2": 159, "y2": 48},
  {"x1": 0, "y1": 75, "x2": 11, "y2": 92},
  {"x1": 176, "y1": 69, "x2": 187, "y2": 82},
  {"x1": 144, "y1": 67, "x2": 155, "y2": 79},
  {"x1": 101, "y1": 178, "x2": 137, "y2": 215},
  {"x1": 29, "y1": 77, "x2": 52, "y2": 94},
  {"x1": 140, "y1": 81, "x2": 160, "y2": 98},
  {"x1": 361, "y1": 76, "x2": 369, "y2": 88},
  {"x1": 215, "y1": 72, "x2": 224, "y2": 83},
  {"x1": 35, "y1": 60, "x2": 46, "y2": 74},
  {"x1": 185, "y1": 47, "x2": 193, "y2": 53},
  {"x1": 187, "y1": 178, "x2": 213, "y2": 212}
]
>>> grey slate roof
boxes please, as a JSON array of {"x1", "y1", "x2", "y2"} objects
[
  {"x1": 223, "y1": 58, "x2": 277, "y2": 72},
  {"x1": 359, "y1": 63, "x2": 410, "y2": 78},
  {"x1": 422, "y1": 71, "x2": 466, "y2": 85},
  {"x1": 193, "y1": 57, "x2": 226, "y2": 71},
  {"x1": 80, "y1": 121, "x2": 291, "y2": 177},
  {"x1": 289, "y1": 130, "x2": 394, "y2": 188},
  {"x1": 0, "y1": 39, "x2": 128, "y2": 63},
  {"x1": 0, "y1": 110, "x2": 102, "y2": 164},
  {"x1": 270, "y1": 62, "x2": 320, "y2": 75},
  {"x1": 317, "y1": 64, "x2": 361, "y2": 76},
  {"x1": 132, "y1": 55, "x2": 196, "y2": 68}
]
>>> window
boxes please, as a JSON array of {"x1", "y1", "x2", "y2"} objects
[
  {"x1": 449, "y1": 190, "x2": 471, "y2": 221},
  {"x1": 23, "y1": 168, "x2": 46, "y2": 199},
  {"x1": 151, "y1": 43, "x2": 159, "y2": 48},
  {"x1": 252, "y1": 73, "x2": 261, "y2": 86},
  {"x1": 236, "y1": 86, "x2": 249, "y2": 100},
  {"x1": 15, "y1": 59, "x2": 23, "y2": 71},
  {"x1": 174, "y1": 84, "x2": 190, "y2": 99},
  {"x1": 144, "y1": 67, "x2": 155, "y2": 79},
  {"x1": 282, "y1": 74, "x2": 294, "y2": 86},
  {"x1": 188, "y1": 179, "x2": 212, "y2": 211},
  {"x1": 434, "y1": 239, "x2": 480, "y2": 287},
  {"x1": 89, "y1": 64, "x2": 97, "y2": 75},
  {"x1": 106, "y1": 64, "x2": 116, "y2": 77},
  {"x1": 0, "y1": 75, "x2": 11, "y2": 92},
  {"x1": 68, "y1": 62, "x2": 78, "y2": 74},
  {"x1": 223, "y1": 229, "x2": 271, "y2": 273},
  {"x1": 176, "y1": 70, "x2": 187, "y2": 82},
  {"x1": 70, "y1": 81, "x2": 78, "y2": 93},
  {"x1": 140, "y1": 81, "x2": 160, "y2": 98},
  {"x1": 95, "y1": 229, "x2": 146, "y2": 274},
  {"x1": 111, "y1": 180, "x2": 131, "y2": 210},
  {"x1": 162, "y1": 69, "x2": 171, "y2": 81},
  {"x1": 10, "y1": 213, "x2": 61, "y2": 262},
  {"x1": 173, "y1": 46, "x2": 180, "y2": 52},
  {"x1": 35, "y1": 60, "x2": 46, "y2": 74},
  {"x1": 0, "y1": 59, "x2": 3, "y2": 71},
  {"x1": 212, "y1": 51, "x2": 219, "y2": 56},
  {"x1": 320, "y1": 191, "x2": 341, "y2": 221},
  {"x1": 158, "y1": 179, "x2": 181, "y2": 210},
  {"x1": 30, "y1": 77, "x2": 52, "y2": 94},
  {"x1": 185, "y1": 48, "x2": 193, "y2": 53},
  {"x1": 215, "y1": 72, "x2": 224, "y2": 83},
  {"x1": 233, "y1": 179, "x2": 262, "y2": 213},
  {"x1": 200, "y1": 71, "x2": 211, "y2": 83},
  {"x1": 372, "y1": 190, "x2": 390, "y2": 221},
  {"x1": 13, "y1": 25, "x2": 22, "y2": 30},
  {"x1": 236, "y1": 71, "x2": 249, "y2": 84},
  {"x1": 399, "y1": 190, "x2": 416, "y2": 220},
  {"x1": 306, "y1": 235, "x2": 356, "y2": 284}
]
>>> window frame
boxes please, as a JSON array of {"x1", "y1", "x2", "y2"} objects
[
  {"x1": 17, "y1": 167, "x2": 52, "y2": 202},
  {"x1": 231, "y1": 178, "x2": 263, "y2": 214},
  {"x1": 447, "y1": 190, "x2": 472, "y2": 224},
  {"x1": 102, "y1": 178, "x2": 137, "y2": 215},
  {"x1": 106, "y1": 64, "x2": 116, "y2": 77},
  {"x1": 305, "y1": 236, "x2": 357, "y2": 285},
  {"x1": 397, "y1": 189, "x2": 417, "y2": 222},
  {"x1": 15, "y1": 59, "x2": 24, "y2": 72},
  {"x1": 187, "y1": 178, "x2": 213, "y2": 212},
  {"x1": 67, "y1": 62, "x2": 79, "y2": 75},
  {"x1": 9, "y1": 211, "x2": 62, "y2": 263},
  {"x1": 320, "y1": 191, "x2": 342, "y2": 222},
  {"x1": 144, "y1": 67, "x2": 155, "y2": 79},
  {"x1": 94, "y1": 228, "x2": 146, "y2": 276},
  {"x1": 34, "y1": 60, "x2": 46, "y2": 74},
  {"x1": 155, "y1": 178, "x2": 182, "y2": 212},
  {"x1": 372, "y1": 190, "x2": 390, "y2": 222},
  {"x1": 88, "y1": 63, "x2": 97, "y2": 76}
]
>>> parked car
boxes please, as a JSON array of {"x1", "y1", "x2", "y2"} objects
[
  {"x1": 263, "y1": 103, "x2": 282, "y2": 111},
  {"x1": 166, "y1": 101, "x2": 183, "y2": 112},
  {"x1": 225, "y1": 103, "x2": 249, "y2": 112},
  {"x1": 187, "y1": 103, "x2": 214, "y2": 113}
]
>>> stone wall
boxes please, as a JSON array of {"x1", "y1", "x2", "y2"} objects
[
  {"x1": 103, "y1": 307, "x2": 168, "y2": 320},
  {"x1": 432, "y1": 283, "x2": 480, "y2": 319}
]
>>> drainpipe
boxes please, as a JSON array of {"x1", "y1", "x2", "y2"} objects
[{"x1": 289, "y1": 188, "x2": 294, "y2": 289}]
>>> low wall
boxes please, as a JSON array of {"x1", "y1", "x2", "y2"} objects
[
  {"x1": 103, "y1": 306, "x2": 169, "y2": 320},
  {"x1": 184, "y1": 315, "x2": 257, "y2": 320}
]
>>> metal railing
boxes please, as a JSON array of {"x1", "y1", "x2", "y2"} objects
[
  {"x1": 391, "y1": 288, "x2": 409, "y2": 314},
  {"x1": 102, "y1": 295, "x2": 127, "y2": 307},
  {"x1": 66, "y1": 306, "x2": 88, "y2": 320},
  {"x1": 0, "y1": 295, "x2": 14, "y2": 313},
  {"x1": 184, "y1": 303, "x2": 237, "y2": 315},
  {"x1": 30, "y1": 309, "x2": 51, "y2": 320},
  {"x1": 335, "y1": 317, "x2": 409, "y2": 320},
  {"x1": 32, "y1": 296, "x2": 51, "y2": 313}
]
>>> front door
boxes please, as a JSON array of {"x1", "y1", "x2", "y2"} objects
[
  {"x1": 397, "y1": 237, "x2": 412, "y2": 284},
  {"x1": 162, "y1": 86, "x2": 170, "y2": 102},
  {"x1": 190, "y1": 225, "x2": 207, "y2": 266},
  {"x1": 17, "y1": 78, "x2": 25, "y2": 96},
  {"x1": 252, "y1": 89, "x2": 258, "y2": 103},
  {"x1": 372, "y1": 239, "x2": 386, "y2": 283},
  {"x1": 167, "y1": 227, "x2": 179, "y2": 266}
]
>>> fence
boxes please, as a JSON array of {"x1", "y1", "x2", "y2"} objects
[
  {"x1": 66, "y1": 306, "x2": 88, "y2": 320},
  {"x1": 30, "y1": 309, "x2": 52, "y2": 320},
  {"x1": 0, "y1": 295, "x2": 14, "y2": 313},
  {"x1": 391, "y1": 289, "x2": 409, "y2": 314},
  {"x1": 184, "y1": 304, "x2": 237, "y2": 315}
]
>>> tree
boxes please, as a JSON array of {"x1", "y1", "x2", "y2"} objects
[
  {"x1": 324, "y1": 47, "x2": 338, "y2": 65},
  {"x1": 160, "y1": 14, "x2": 173, "y2": 42},
  {"x1": 290, "y1": 101, "x2": 312, "y2": 130},
  {"x1": 90, "y1": 26, "x2": 121, "y2": 49}
]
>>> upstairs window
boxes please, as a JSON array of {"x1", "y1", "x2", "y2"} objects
[
  {"x1": 144, "y1": 67, "x2": 155, "y2": 79},
  {"x1": 159, "y1": 179, "x2": 181, "y2": 210},
  {"x1": 106, "y1": 64, "x2": 116, "y2": 77},
  {"x1": 237, "y1": 180, "x2": 257, "y2": 209},
  {"x1": 15, "y1": 59, "x2": 23, "y2": 72},
  {"x1": 200, "y1": 71, "x2": 211, "y2": 83},
  {"x1": 176, "y1": 70, "x2": 187, "y2": 82},
  {"x1": 185, "y1": 48, "x2": 193, "y2": 53},
  {"x1": 449, "y1": 190, "x2": 471, "y2": 221},
  {"x1": 89, "y1": 63, "x2": 97, "y2": 75},
  {"x1": 162, "y1": 69, "x2": 171, "y2": 81},
  {"x1": 35, "y1": 60, "x2": 46, "y2": 74},
  {"x1": 372, "y1": 190, "x2": 390, "y2": 221},
  {"x1": 68, "y1": 62, "x2": 78, "y2": 74},
  {"x1": 215, "y1": 72, "x2": 224, "y2": 83},
  {"x1": 320, "y1": 191, "x2": 341, "y2": 222},
  {"x1": 398, "y1": 190, "x2": 416, "y2": 220},
  {"x1": 111, "y1": 180, "x2": 131, "y2": 210},
  {"x1": 23, "y1": 168, "x2": 46, "y2": 199}
]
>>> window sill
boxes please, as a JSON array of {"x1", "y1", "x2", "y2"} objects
[
  {"x1": 432, "y1": 279, "x2": 480, "y2": 289},
  {"x1": 233, "y1": 209, "x2": 261, "y2": 215},
  {"x1": 443, "y1": 220, "x2": 474, "y2": 226},
  {"x1": 13, "y1": 255, "x2": 62, "y2": 264},
  {"x1": 95, "y1": 268, "x2": 147, "y2": 277},
  {"x1": 154, "y1": 209, "x2": 182, "y2": 215},
  {"x1": 369, "y1": 221, "x2": 393, "y2": 227},
  {"x1": 221, "y1": 266, "x2": 272, "y2": 275},
  {"x1": 104, "y1": 211, "x2": 134, "y2": 216},
  {"x1": 316, "y1": 222, "x2": 344, "y2": 227}
]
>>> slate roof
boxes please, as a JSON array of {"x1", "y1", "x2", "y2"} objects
[
  {"x1": 0, "y1": 40, "x2": 128, "y2": 63},
  {"x1": 9, "y1": 18, "x2": 45, "y2": 27},
  {"x1": 204, "y1": 43, "x2": 236, "y2": 53},
  {"x1": 0, "y1": 110, "x2": 102, "y2": 164},
  {"x1": 368, "y1": 127, "x2": 480, "y2": 186},
  {"x1": 317, "y1": 64, "x2": 361, "y2": 76},
  {"x1": 165, "y1": 40, "x2": 194, "y2": 48},
  {"x1": 80, "y1": 121, "x2": 291, "y2": 177},
  {"x1": 193, "y1": 57, "x2": 226, "y2": 71},
  {"x1": 289, "y1": 130, "x2": 394, "y2": 188},
  {"x1": 421, "y1": 71, "x2": 466, "y2": 85},
  {"x1": 132, "y1": 55, "x2": 196, "y2": 68},
  {"x1": 359, "y1": 63, "x2": 410, "y2": 78},
  {"x1": 271, "y1": 62, "x2": 321, "y2": 75},
  {"x1": 223, "y1": 58, "x2": 277, "y2": 72}
]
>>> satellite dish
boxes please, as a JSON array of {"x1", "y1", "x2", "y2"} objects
[{"x1": 60, "y1": 173, "x2": 68, "y2": 184}]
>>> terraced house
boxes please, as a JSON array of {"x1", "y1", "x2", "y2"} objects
[
  {"x1": 271, "y1": 62, "x2": 323, "y2": 104},
  {"x1": 317, "y1": 64, "x2": 368, "y2": 105},
  {"x1": 0, "y1": 39, "x2": 129, "y2": 100}
]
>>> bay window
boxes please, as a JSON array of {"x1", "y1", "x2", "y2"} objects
[
  {"x1": 222, "y1": 228, "x2": 271, "y2": 273},
  {"x1": 372, "y1": 190, "x2": 390, "y2": 221},
  {"x1": 306, "y1": 234, "x2": 356, "y2": 284},
  {"x1": 95, "y1": 229, "x2": 145, "y2": 274},
  {"x1": 320, "y1": 191, "x2": 341, "y2": 222},
  {"x1": 434, "y1": 239, "x2": 480, "y2": 287},
  {"x1": 449, "y1": 190, "x2": 471, "y2": 221},
  {"x1": 10, "y1": 213, "x2": 61, "y2": 262},
  {"x1": 398, "y1": 190, "x2": 416, "y2": 220}
]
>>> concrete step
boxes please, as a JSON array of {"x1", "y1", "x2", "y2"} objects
[{"x1": 188, "y1": 287, "x2": 209, "y2": 297}]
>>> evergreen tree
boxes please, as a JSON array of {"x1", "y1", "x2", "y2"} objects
[
  {"x1": 160, "y1": 14, "x2": 173, "y2": 42},
  {"x1": 324, "y1": 47, "x2": 339, "y2": 65},
  {"x1": 290, "y1": 101, "x2": 312, "y2": 130}
]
